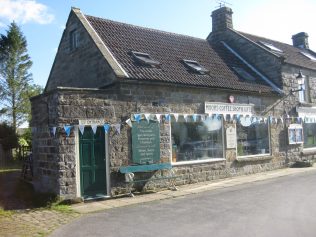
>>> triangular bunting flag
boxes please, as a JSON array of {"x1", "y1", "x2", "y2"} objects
[
  {"x1": 156, "y1": 114, "x2": 161, "y2": 123},
  {"x1": 183, "y1": 114, "x2": 188, "y2": 122},
  {"x1": 78, "y1": 125, "x2": 85, "y2": 135},
  {"x1": 114, "y1": 123, "x2": 121, "y2": 134},
  {"x1": 173, "y1": 113, "x2": 179, "y2": 122},
  {"x1": 91, "y1": 124, "x2": 98, "y2": 134},
  {"x1": 144, "y1": 113, "x2": 151, "y2": 122},
  {"x1": 64, "y1": 125, "x2": 72, "y2": 137},
  {"x1": 103, "y1": 124, "x2": 110, "y2": 134},
  {"x1": 50, "y1": 127, "x2": 57, "y2": 136},
  {"x1": 126, "y1": 119, "x2": 132, "y2": 127},
  {"x1": 165, "y1": 114, "x2": 171, "y2": 122},
  {"x1": 134, "y1": 114, "x2": 142, "y2": 123},
  {"x1": 192, "y1": 114, "x2": 198, "y2": 122}
]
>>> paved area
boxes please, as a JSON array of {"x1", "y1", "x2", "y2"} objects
[
  {"x1": 0, "y1": 210, "x2": 80, "y2": 237},
  {"x1": 0, "y1": 171, "x2": 80, "y2": 237},
  {"x1": 72, "y1": 165, "x2": 316, "y2": 214}
]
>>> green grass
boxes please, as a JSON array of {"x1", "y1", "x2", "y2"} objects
[
  {"x1": 50, "y1": 203, "x2": 74, "y2": 213},
  {"x1": 0, "y1": 207, "x2": 13, "y2": 217}
]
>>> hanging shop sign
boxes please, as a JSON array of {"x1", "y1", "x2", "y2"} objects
[
  {"x1": 132, "y1": 120, "x2": 160, "y2": 165},
  {"x1": 226, "y1": 125, "x2": 237, "y2": 149},
  {"x1": 79, "y1": 119, "x2": 107, "y2": 125},
  {"x1": 288, "y1": 124, "x2": 303, "y2": 145},
  {"x1": 205, "y1": 102, "x2": 253, "y2": 116}
]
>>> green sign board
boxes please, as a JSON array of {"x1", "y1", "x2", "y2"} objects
[{"x1": 132, "y1": 120, "x2": 160, "y2": 164}]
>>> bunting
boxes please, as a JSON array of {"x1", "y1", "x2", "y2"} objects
[
  {"x1": 64, "y1": 125, "x2": 72, "y2": 137},
  {"x1": 134, "y1": 114, "x2": 142, "y2": 123},
  {"x1": 103, "y1": 124, "x2": 111, "y2": 134},
  {"x1": 114, "y1": 123, "x2": 121, "y2": 134},
  {"x1": 78, "y1": 125, "x2": 85, "y2": 135},
  {"x1": 91, "y1": 124, "x2": 98, "y2": 134}
]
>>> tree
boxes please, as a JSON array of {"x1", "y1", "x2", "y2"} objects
[
  {"x1": 0, "y1": 123, "x2": 18, "y2": 151},
  {"x1": 0, "y1": 22, "x2": 38, "y2": 131}
]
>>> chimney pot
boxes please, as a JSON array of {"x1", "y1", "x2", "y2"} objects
[{"x1": 292, "y1": 32, "x2": 309, "y2": 49}]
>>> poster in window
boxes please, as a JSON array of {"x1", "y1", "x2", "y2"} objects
[{"x1": 288, "y1": 124, "x2": 303, "y2": 144}]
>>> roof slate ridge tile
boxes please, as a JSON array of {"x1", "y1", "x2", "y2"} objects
[
  {"x1": 85, "y1": 14, "x2": 207, "y2": 42},
  {"x1": 237, "y1": 31, "x2": 294, "y2": 47}
]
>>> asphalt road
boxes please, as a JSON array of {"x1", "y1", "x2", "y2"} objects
[{"x1": 50, "y1": 171, "x2": 316, "y2": 237}]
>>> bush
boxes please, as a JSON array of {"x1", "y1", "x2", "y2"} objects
[{"x1": 0, "y1": 123, "x2": 19, "y2": 151}]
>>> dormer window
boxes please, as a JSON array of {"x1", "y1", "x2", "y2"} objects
[
  {"x1": 259, "y1": 41, "x2": 283, "y2": 53},
  {"x1": 131, "y1": 51, "x2": 160, "y2": 67},
  {"x1": 182, "y1": 60, "x2": 209, "y2": 74},
  {"x1": 232, "y1": 67, "x2": 256, "y2": 82},
  {"x1": 70, "y1": 29, "x2": 79, "y2": 50},
  {"x1": 300, "y1": 51, "x2": 316, "y2": 61}
]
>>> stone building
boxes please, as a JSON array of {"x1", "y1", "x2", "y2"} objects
[{"x1": 31, "y1": 7, "x2": 316, "y2": 200}]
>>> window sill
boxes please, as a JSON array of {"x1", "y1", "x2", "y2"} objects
[
  {"x1": 301, "y1": 148, "x2": 316, "y2": 156},
  {"x1": 172, "y1": 158, "x2": 226, "y2": 166},
  {"x1": 236, "y1": 154, "x2": 272, "y2": 162}
]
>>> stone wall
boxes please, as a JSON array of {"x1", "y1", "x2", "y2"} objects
[
  {"x1": 31, "y1": 81, "x2": 295, "y2": 199},
  {"x1": 45, "y1": 11, "x2": 116, "y2": 91}
]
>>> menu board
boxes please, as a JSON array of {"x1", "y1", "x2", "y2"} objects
[
  {"x1": 226, "y1": 125, "x2": 237, "y2": 148},
  {"x1": 132, "y1": 120, "x2": 160, "y2": 164}
]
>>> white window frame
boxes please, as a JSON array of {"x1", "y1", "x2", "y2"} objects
[
  {"x1": 170, "y1": 115, "x2": 225, "y2": 166},
  {"x1": 236, "y1": 120, "x2": 271, "y2": 158}
]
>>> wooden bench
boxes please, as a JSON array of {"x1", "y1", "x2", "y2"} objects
[{"x1": 119, "y1": 163, "x2": 178, "y2": 197}]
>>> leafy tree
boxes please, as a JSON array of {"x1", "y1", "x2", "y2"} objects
[{"x1": 0, "y1": 22, "x2": 40, "y2": 131}]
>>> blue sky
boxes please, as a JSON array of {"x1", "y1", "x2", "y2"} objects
[{"x1": 0, "y1": 0, "x2": 316, "y2": 87}]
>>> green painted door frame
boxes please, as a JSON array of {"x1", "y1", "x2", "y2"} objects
[{"x1": 79, "y1": 126, "x2": 108, "y2": 199}]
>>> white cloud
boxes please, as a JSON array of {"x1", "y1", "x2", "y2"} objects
[
  {"x1": 0, "y1": 0, "x2": 54, "y2": 24},
  {"x1": 0, "y1": 21, "x2": 5, "y2": 27}
]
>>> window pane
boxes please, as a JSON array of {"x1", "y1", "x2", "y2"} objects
[
  {"x1": 303, "y1": 123, "x2": 316, "y2": 148},
  {"x1": 237, "y1": 122, "x2": 270, "y2": 156},
  {"x1": 171, "y1": 118, "x2": 223, "y2": 162}
]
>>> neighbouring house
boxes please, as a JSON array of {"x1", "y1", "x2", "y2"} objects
[{"x1": 31, "y1": 6, "x2": 316, "y2": 200}]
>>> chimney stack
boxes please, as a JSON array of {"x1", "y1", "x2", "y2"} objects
[
  {"x1": 292, "y1": 32, "x2": 309, "y2": 49},
  {"x1": 211, "y1": 7, "x2": 233, "y2": 33}
]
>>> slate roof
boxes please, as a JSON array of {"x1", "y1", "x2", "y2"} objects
[
  {"x1": 85, "y1": 15, "x2": 277, "y2": 94},
  {"x1": 240, "y1": 32, "x2": 316, "y2": 71}
]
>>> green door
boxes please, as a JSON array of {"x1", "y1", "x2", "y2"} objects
[{"x1": 79, "y1": 126, "x2": 107, "y2": 199}]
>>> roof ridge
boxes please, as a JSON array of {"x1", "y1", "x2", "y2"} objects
[
  {"x1": 237, "y1": 31, "x2": 295, "y2": 48},
  {"x1": 85, "y1": 14, "x2": 207, "y2": 42}
]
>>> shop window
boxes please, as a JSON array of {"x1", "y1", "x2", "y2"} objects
[
  {"x1": 237, "y1": 118, "x2": 270, "y2": 156},
  {"x1": 171, "y1": 117, "x2": 224, "y2": 163},
  {"x1": 303, "y1": 122, "x2": 316, "y2": 148}
]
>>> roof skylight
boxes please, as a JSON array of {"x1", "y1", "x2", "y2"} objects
[
  {"x1": 182, "y1": 60, "x2": 209, "y2": 74},
  {"x1": 300, "y1": 51, "x2": 316, "y2": 61},
  {"x1": 259, "y1": 41, "x2": 283, "y2": 53},
  {"x1": 232, "y1": 67, "x2": 256, "y2": 82},
  {"x1": 131, "y1": 51, "x2": 160, "y2": 67}
]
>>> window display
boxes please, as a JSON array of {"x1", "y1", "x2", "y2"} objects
[
  {"x1": 237, "y1": 117, "x2": 270, "y2": 156},
  {"x1": 303, "y1": 122, "x2": 316, "y2": 148},
  {"x1": 171, "y1": 116, "x2": 224, "y2": 162}
]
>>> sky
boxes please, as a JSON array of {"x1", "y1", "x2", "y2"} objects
[{"x1": 0, "y1": 0, "x2": 316, "y2": 88}]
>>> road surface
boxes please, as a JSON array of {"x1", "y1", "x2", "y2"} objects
[{"x1": 50, "y1": 170, "x2": 316, "y2": 237}]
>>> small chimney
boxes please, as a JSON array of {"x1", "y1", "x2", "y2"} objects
[
  {"x1": 292, "y1": 32, "x2": 309, "y2": 49},
  {"x1": 211, "y1": 7, "x2": 233, "y2": 33}
]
